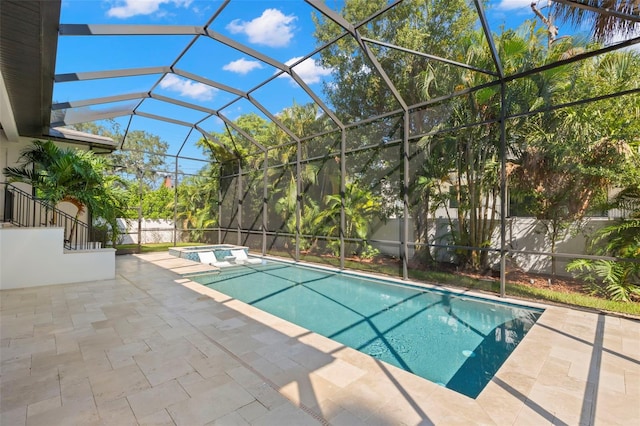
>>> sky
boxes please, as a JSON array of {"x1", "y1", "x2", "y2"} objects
[{"x1": 53, "y1": 0, "x2": 592, "y2": 171}]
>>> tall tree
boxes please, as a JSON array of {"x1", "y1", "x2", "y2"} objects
[
  {"x1": 112, "y1": 130, "x2": 170, "y2": 186},
  {"x1": 172, "y1": 173, "x2": 218, "y2": 242},
  {"x1": 413, "y1": 25, "x2": 549, "y2": 270},
  {"x1": 197, "y1": 113, "x2": 271, "y2": 239},
  {"x1": 314, "y1": 0, "x2": 483, "y2": 266},
  {"x1": 72, "y1": 121, "x2": 172, "y2": 220},
  {"x1": 267, "y1": 103, "x2": 332, "y2": 241},
  {"x1": 70, "y1": 120, "x2": 122, "y2": 141},
  {"x1": 510, "y1": 48, "x2": 640, "y2": 273},
  {"x1": 313, "y1": 0, "x2": 479, "y2": 121}
]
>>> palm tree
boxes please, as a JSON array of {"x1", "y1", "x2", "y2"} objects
[
  {"x1": 413, "y1": 26, "x2": 547, "y2": 270},
  {"x1": 172, "y1": 174, "x2": 218, "y2": 242},
  {"x1": 267, "y1": 103, "x2": 331, "y2": 246},
  {"x1": 315, "y1": 182, "x2": 382, "y2": 256},
  {"x1": 5, "y1": 141, "x2": 82, "y2": 217},
  {"x1": 551, "y1": 0, "x2": 639, "y2": 42},
  {"x1": 567, "y1": 186, "x2": 640, "y2": 301},
  {"x1": 4, "y1": 140, "x2": 126, "y2": 245},
  {"x1": 510, "y1": 47, "x2": 640, "y2": 274}
]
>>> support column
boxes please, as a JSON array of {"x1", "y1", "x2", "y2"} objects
[
  {"x1": 237, "y1": 160, "x2": 242, "y2": 246},
  {"x1": 295, "y1": 139, "x2": 302, "y2": 262},
  {"x1": 263, "y1": 151, "x2": 268, "y2": 256},
  {"x1": 402, "y1": 111, "x2": 410, "y2": 280},
  {"x1": 137, "y1": 169, "x2": 143, "y2": 253},
  {"x1": 500, "y1": 82, "x2": 507, "y2": 297},
  {"x1": 218, "y1": 164, "x2": 222, "y2": 244},
  {"x1": 340, "y1": 129, "x2": 346, "y2": 270},
  {"x1": 173, "y1": 156, "x2": 178, "y2": 246}
]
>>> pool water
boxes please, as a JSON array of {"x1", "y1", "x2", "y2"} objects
[{"x1": 190, "y1": 262, "x2": 542, "y2": 398}]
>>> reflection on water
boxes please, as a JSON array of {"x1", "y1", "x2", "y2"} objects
[{"x1": 193, "y1": 262, "x2": 542, "y2": 398}]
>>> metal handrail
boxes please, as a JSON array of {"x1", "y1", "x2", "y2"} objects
[{"x1": 2, "y1": 182, "x2": 90, "y2": 250}]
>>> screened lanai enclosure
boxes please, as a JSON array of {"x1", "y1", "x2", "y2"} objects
[{"x1": 41, "y1": 1, "x2": 640, "y2": 297}]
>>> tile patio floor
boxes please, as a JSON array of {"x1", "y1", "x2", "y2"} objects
[{"x1": 1, "y1": 252, "x2": 639, "y2": 425}]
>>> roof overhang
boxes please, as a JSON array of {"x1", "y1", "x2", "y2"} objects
[
  {"x1": 0, "y1": 0, "x2": 61, "y2": 140},
  {"x1": 47, "y1": 126, "x2": 118, "y2": 152}
]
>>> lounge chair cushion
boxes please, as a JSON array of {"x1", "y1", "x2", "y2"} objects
[
  {"x1": 230, "y1": 249, "x2": 248, "y2": 260},
  {"x1": 230, "y1": 249, "x2": 262, "y2": 264},
  {"x1": 197, "y1": 251, "x2": 217, "y2": 264}
]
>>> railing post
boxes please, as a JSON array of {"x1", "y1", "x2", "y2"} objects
[
  {"x1": 3, "y1": 183, "x2": 90, "y2": 250},
  {"x1": 32, "y1": 193, "x2": 36, "y2": 227}
]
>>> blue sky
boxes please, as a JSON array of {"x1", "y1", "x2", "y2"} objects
[{"x1": 53, "y1": 0, "x2": 580, "y2": 169}]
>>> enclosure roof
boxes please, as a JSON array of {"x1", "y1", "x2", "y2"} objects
[{"x1": 1, "y1": 0, "x2": 639, "y2": 169}]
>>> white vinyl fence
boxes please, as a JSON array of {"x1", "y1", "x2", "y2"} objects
[
  {"x1": 370, "y1": 217, "x2": 614, "y2": 277},
  {"x1": 117, "y1": 218, "x2": 175, "y2": 244}
]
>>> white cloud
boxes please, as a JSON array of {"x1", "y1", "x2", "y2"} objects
[
  {"x1": 223, "y1": 58, "x2": 264, "y2": 75},
  {"x1": 284, "y1": 57, "x2": 333, "y2": 85},
  {"x1": 497, "y1": 0, "x2": 534, "y2": 10},
  {"x1": 159, "y1": 74, "x2": 216, "y2": 101},
  {"x1": 226, "y1": 9, "x2": 297, "y2": 48},
  {"x1": 107, "y1": 0, "x2": 192, "y2": 19}
]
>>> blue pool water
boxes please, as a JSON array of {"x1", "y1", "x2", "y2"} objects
[{"x1": 190, "y1": 262, "x2": 542, "y2": 398}]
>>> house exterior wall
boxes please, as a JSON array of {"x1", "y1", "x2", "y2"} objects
[
  {"x1": 1, "y1": 131, "x2": 28, "y2": 216},
  {"x1": 0, "y1": 227, "x2": 115, "y2": 290}
]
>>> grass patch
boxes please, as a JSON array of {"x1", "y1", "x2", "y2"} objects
[
  {"x1": 504, "y1": 284, "x2": 640, "y2": 315},
  {"x1": 276, "y1": 250, "x2": 640, "y2": 316}
]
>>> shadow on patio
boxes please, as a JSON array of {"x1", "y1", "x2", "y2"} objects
[{"x1": 1, "y1": 254, "x2": 638, "y2": 425}]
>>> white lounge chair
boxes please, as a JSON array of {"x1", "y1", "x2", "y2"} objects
[
  {"x1": 230, "y1": 249, "x2": 262, "y2": 265},
  {"x1": 197, "y1": 251, "x2": 218, "y2": 265}
]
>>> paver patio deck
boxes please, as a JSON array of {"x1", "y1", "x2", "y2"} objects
[{"x1": 1, "y1": 253, "x2": 639, "y2": 425}]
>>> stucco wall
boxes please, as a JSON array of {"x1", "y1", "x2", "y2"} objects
[{"x1": 0, "y1": 227, "x2": 115, "y2": 290}]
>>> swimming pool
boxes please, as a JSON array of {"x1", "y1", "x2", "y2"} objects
[{"x1": 189, "y1": 262, "x2": 542, "y2": 398}]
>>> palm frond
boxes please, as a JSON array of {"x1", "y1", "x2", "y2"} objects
[{"x1": 552, "y1": 0, "x2": 640, "y2": 43}]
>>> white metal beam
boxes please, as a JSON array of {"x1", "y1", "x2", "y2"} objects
[
  {"x1": 59, "y1": 24, "x2": 205, "y2": 36},
  {"x1": 52, "y1": 92, "x2": 148, "y2": 110},
  {"x1": 50, "y1": 108, "x2": 132, "y2": 126},
  {"x1": 150, "y1": 93, "x2": 217, "y2": 115},
  {"x1": 205, "y1": 29, "x2": 288, "y2": 72},
  {"x1": 172, "y1": 68, "x2": 245, "y2": 97},
  {"x1": 55, "y1": 67, "x2": 170, "y2": 82},
  {"x1": 135, "y1": 111, "x2": 192, "y2": 128}
]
